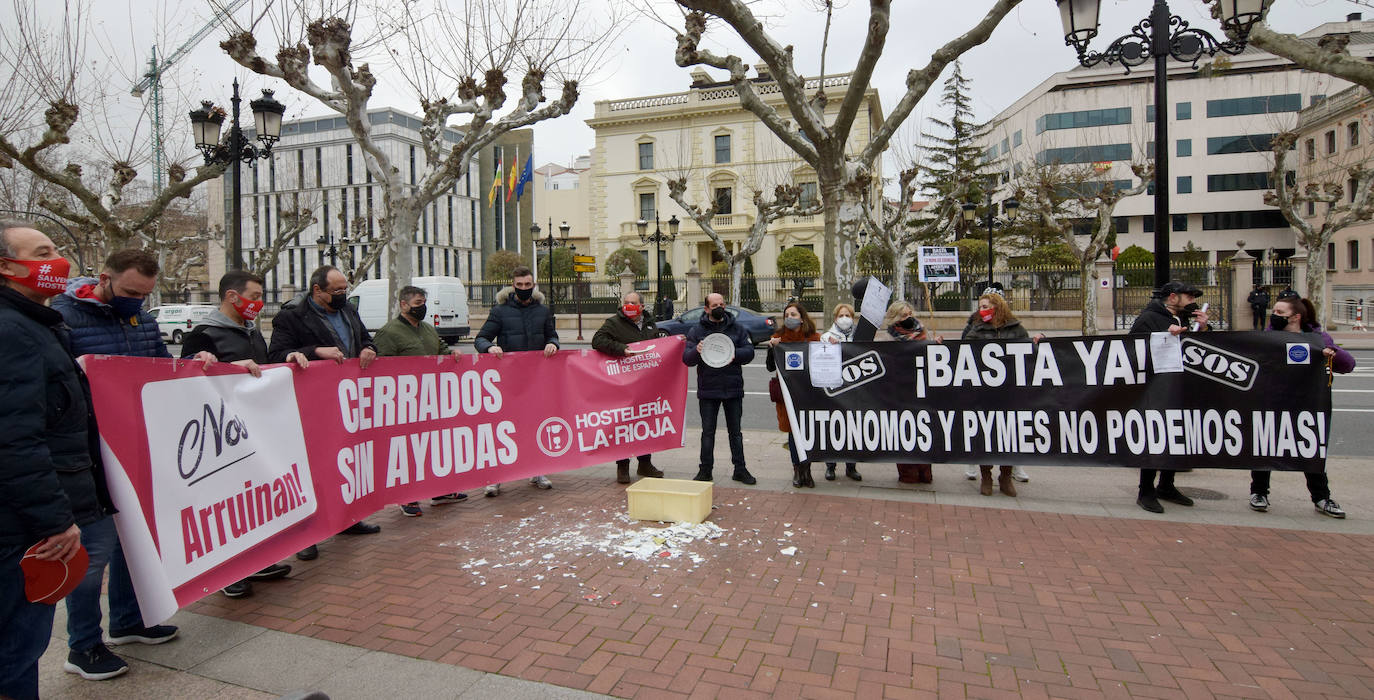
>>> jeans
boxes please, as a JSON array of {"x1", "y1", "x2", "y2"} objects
[
  {"x1": 699, "y1": 397, "x2": 745, "y2": 471},
  {"x1": 65, "y1": 517, "x2": 142, "y2": 651},
  {"x1": 0, "y1": 544, "x2": 56, "y2": 700},
  {"x1": 1250, "y1": 470, "x2": 1331, "y2": 503}
]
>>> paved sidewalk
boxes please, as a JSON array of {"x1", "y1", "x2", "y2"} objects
[{"x1": 36, "y1": 428, "x2": 1374, "y2": 698}]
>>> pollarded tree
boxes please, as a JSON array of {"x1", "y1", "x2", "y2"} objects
[
  {"x1": 221, "y1": 0, "x2": 619, "y2": 302},
  {"x1": 674, "y1": 0, "x2": 1023, "y2": 314},
  {"x1": 1211, "y1": 2, "x2": 1374, "y2": 92},
  {"x1": 859, "y1": 166, "x2": 960, "y2": 303}
]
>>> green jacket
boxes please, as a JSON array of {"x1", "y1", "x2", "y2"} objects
[
  {"x1": 374, "y1": 315, "x2": 451, "y2": 356},
  {"x1": 592, "y1": 312, "x2": 658, "y2": 357}
]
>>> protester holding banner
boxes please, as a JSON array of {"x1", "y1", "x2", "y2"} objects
[
  {"x1": 767, "y1": 302, "x2": 822, "y2": 488},
  {"x1": 372, "y1": 285, "x2": 469, "y2": 515},
  {"x1": 593, "y1": 290, "x2": 667, "y2": 484},
  {"x1": 877, "y1": 301, "x2": 941, "y2": 484},
  {"x1": 820, "y1": 303, "x2": 860, "y2": 482},
  {"x1": 474, "y1": 266, "x2": 560, "y2": 495},
  {"x1": 1249, "y1": 295, "x2": 1354, "y2": 518},
  {"x1": 181, "y1": 271, "x2": 304, "y2": 598},
  {"x1": 960, "y1": 286, "x2": 1040, "y2": 494},
  {"x1": 266, "y1": 265, "x2": 383, "y2": 560},
  {"x1": 0, "y1": 222, "x2": 110, "y2": 699},
  {"x1": 1130, "y1": 280, "x2": 1209, "y2": 513},
  {"x1": 683, "y1": 293, "x2": 757, "y2": 485}
]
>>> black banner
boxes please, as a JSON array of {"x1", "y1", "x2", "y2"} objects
[{"x1": 775, "y1": 332, "x2": 1331, "y2": 471}]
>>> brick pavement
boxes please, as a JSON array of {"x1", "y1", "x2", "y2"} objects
[{"x1": 181, "y1": 473, "x2": 1374, "y2": 699}]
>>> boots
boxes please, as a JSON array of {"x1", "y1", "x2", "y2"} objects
[
  {"x1": 792, "y1": 463, "x2": 804, "y2": 488},
  {"x1": 824, "y1": 463, "x2": 837, "y2": 481},
  {"x1": 693, "y1": 467, "x2": 713, "y2": 482},
  {"x1": 616, "y1": 460, "x2": 631, "y2": 484},
  {"x1": 916, "y1": 464, "x2": 932, "y2": 484},
  {"x1": 979, "y1": 465, "x2": 994, "y2": 496},
  {"x1": 845, "y1": 463, "x2": 861, "y2": 481},
  {"x1": 998, "y1": 466, "x2": 1017, "y2": 497},
  {"x1": 636, "y1": 456, "x2": 664, "y2": 478},
  {"x1": 800, "y1": 462, "x2": 814, "y2": 488}
]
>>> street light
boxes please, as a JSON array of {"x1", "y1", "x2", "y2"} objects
[
  {"x1": 190, "y1": 79, "x2": 285, "y2": 271},
  {"x1": 636, "y1": 214, "x2": 679, "y2": 320},
  {"x1": 532, "y1": 219, "x2": 567, "y2": 311},
  {"x1": 315, "y1": 231, "x2": 337, "y2": 266},
  {"x1": 1055, "y1": 0, "x2": 1268, "y2": 290},
  {"x1": 962, "y1": 195, "x2": 1019, "y2": 291}
]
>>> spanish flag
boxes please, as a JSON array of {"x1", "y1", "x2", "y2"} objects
[
  {"x1": 505, "y1": 147, "x2": 519, "y2": 202},
  {"x1": 488, "y1": 158, "x2": 502, "y2": 208}
]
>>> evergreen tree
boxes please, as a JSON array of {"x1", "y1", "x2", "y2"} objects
[
  {"x1": 741, "y1": 256, "x2": 762, "y2": 310},
  {"x1": 920, "y1": 61, "x2": 996, "y2": 241}
]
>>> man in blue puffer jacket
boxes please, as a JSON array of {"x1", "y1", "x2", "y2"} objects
[
  {"x1": 51, "y1": 250, "x2": 215, "y2": 682},
  {"x1": 682, "y1": 292, "x2": 757, "y2": 485}
]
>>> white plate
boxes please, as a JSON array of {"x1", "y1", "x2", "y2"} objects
[{"x1": 700, "y1": 333, "x2": 735, "y2": 368}]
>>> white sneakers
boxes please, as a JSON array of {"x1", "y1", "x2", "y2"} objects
[
  {"x1": 530, "y1": 475, "x2": 553, "y2": 489},
  {"x1": 484, "y1": 484, "x2": 500, "y2": 497}
]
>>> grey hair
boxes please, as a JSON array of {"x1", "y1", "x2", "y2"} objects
[
  {"x1": 0, "y1": 219, "x2": 36, "y2": 258},
  {"x1": 621, "y1": 290, "x2": 642, "y2": 305}
]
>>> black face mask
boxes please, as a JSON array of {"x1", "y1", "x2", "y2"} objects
[
  {"x1": 407, "y1": 304, "x2": 427, "y2": 321},
  {"x1": 1270, "y1": 313, "x2": 1291, "y2": 331},
  {"x1": 1182, "y1": 303, "x2": 1200, "y2": 315},
  {"x1": 896, "y1": 317, "x2": 917, "y2": 331},
  {"x1": 709, "y1": 307, "x2": 726, "y2": 321},
  {"x1": 514, "y1": 287, "x2": 533, "y2": 302},
  {"x1": 327, "y1": 291, "x2": 349, "y2": 310}
]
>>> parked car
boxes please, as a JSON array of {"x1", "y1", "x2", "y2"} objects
[
  {"x1": 655, "y1": 305, "x2": 776, "y2": 346},
  {"x1": 148, "y1": 304, "x2": 217, "y2": 344},
  {"x1": 349, "y1": 276, "x2": 471, "y2": 342}
]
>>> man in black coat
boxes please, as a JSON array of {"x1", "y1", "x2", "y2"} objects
[
  {"x1": 1130, "y1": 280, "x2": 1209, "y2": 513},
  {"x1": 474, "y1": 266, "x2": 559, "y2": 495},
  {"x1": 265, "y1": 265, "x2": 381, "y2": 559},
  {"x1": 182, "y1": 271, "x2": 306, "y2": 598},
  {"x1": 0, "y1": 222, "x2": 108, "y2": 698},
  {"x1": 682, "y1": 293, "x2": 757, "y2": 485},
  {"x1": 592, "y1": 290, "x2": 665, "y2": 484}
]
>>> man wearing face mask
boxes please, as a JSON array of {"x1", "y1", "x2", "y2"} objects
[
  {"x1": 374, "y1": 285, "x2": 467, "y2": 516},
  {"x1": 592, "y1": 290, "x2": 666, "y2": 484},
  {"x1": 267, "y1": 265, "x2": 382, "y2": 560},
  {"x1": 682, "y1": 293, "x2": 756, "y2": 485},
  {"x1": 1129, "y1": 280, "x2": 1209, "y2": 513},
  {"x1": 0, "y1": 222, "x2": 110, "y2": 698}
]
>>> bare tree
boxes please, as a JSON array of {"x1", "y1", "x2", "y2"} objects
[
  {"x1": 221, "y1": 0, "x2": 620, "y2": 302},
  {"x1": 673, "y1": 0, "x2": 1022, "y2": 313},
  {"x1": 1264, "y1": 131, "x2": 1374, "y2": 324},
  {"x1": 1211, "y1": 2, "x2": 1374, "y2": 92},
  {"x1": 246, "y1": 191, "x2": 320, "y2": 280},
  {"x1": 858, "y1": 166, "x2": 959, "y2": 303},
  {"x1": 1016, "y1": 160, "x2": 1151, "y2": 334}
]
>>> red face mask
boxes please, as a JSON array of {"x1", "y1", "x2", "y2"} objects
[
  {"x1": 231, "y1": 294, "x2": 265, "y2": 321},
  {"x1": 2, "y1": 256, "x2": 70, "y2": 297},
  {"x1": 978, "y1": 308, "x2": 995, "y2": 322},
  {"x1": 622, "y1": 303, "x2": 642, "y2": 318}
]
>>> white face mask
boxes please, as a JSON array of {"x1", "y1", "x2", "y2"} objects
[{"x1": 835, "y1": 317, "x2": 854, "y2": 331}]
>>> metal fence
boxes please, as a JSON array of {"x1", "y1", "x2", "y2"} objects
[{"x1": 1112, "y1": 261, "x2": 1232, "y2": 330}]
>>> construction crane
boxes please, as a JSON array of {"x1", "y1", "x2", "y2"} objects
[{"x1": 131, "y1": 0, "x2": 250, "y2": 195}]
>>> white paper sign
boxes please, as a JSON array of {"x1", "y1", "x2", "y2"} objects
[
  {"x1": 808, "y1": 341, "x2": 843, "y2": 388},
  {"x1": 918, "y1": 246, "x2": 960, "y2": 283},
  {"x1": 1149, "y1": 332, "x2": 1184, "y2": 374},
  {"x1": 859, "y1": 275, "x2": 892, "y2": 328}
]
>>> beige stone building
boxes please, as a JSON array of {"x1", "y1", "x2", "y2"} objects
[
  {"x1": 584, "y1": 69, "x2": 882, "y2": 285},
  {"x1": 531, "y1": 156, "x2": 592, "y2": 253},
  {"x1": 1294, "y1": 84, "x2": 1374, "y2": 314}
]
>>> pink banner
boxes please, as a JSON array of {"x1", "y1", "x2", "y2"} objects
[{"x1": 80, "y1": 337, "x2": 687, "y2": 621}]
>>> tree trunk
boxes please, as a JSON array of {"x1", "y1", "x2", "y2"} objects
[
  {"x1": 1306, "y1": 243, "x2": 1329, "y2": 327},
  {"x1": 376, "y1": 205, "x2": 421, "y2": 301},
  {"x1": 729, "y1": 258, "x2": 744, "y2": 307},
  {"x1": 1080, "y1": 260, "x2": 1099, "y2": 336},
  {"x1": 820, "y1": 179, "x2": 862, "y2": 324},
  {"x1": 892, "y1": 249, "x2": 911, "y2": 305}
]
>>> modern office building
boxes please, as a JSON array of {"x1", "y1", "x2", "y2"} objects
[{"x1": 979, "y1": 14, "x2": 1374, "y2": 268}]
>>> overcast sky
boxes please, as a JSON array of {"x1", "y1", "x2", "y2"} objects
[{"x1": 12, "y1": 0, "x2": 1351, "y2": 179}]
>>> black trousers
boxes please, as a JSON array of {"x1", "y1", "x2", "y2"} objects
[
  {"x1": 1138, "y1": 468, "x2": 1177, "y2": 493},
  {"x1": 1250, "y1": 470, "x2": 1331, "y2": 503}
]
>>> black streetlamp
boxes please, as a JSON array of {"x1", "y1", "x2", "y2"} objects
[
  {"x1": 315, "y1": 231, "x2": 337, "y2": 267},
  {"x1": 1056, "y1": 0, "x2": 1269, "y2": 290},
  {"x1": 636, "y1": 214, "x2": 679, "y2": 320},
  {"x1": 532, "y1": 219, "x2": 567, "y2": 310},
  {"x1": 962, "y1": 195, "x2": 1019, "y2": 290},
  {"x1": 190, "y1": 79, "x2": 286, "y2": 271}
]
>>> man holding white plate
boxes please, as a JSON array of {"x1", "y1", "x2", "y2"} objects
[{"x1": 682, "y1": 293, "x2": 756, "y2": 485}]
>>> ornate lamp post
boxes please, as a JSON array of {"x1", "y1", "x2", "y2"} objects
[
  {"x1": 636, "y1": 214, "x2": 679, "y2": 320},
  {"x1": 315, "y1": 231, "x2": 337, "y2": 266},
  {"x1": 190, "y1": 79, "x2": 285, "y2": 271},
  {"x1": 1055, "y1": 0, "x2": 1269, "y2": 290},
  {"x1": 962, "y1": 195, "x2": 1019, "y2": 290},
  {"x1": 532, "y1": 219, "x2": 567, "y2": 310}
]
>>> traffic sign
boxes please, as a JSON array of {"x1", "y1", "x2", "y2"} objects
[
  {"x1": 573, "y1": 255, "x2": 595, "y2": 264},
  {"x1": 573, "y1": 264, "x2": 597, "y2": 273}
]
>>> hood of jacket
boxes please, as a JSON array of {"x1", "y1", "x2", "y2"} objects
[
  {"x1": 495, "y1": 285, "x2": 546, "y2": 306},
  {"x1": 199, "y1": 308, "x2": 255, "y2": 334},
  {"x1": 63, "y1": 276, "x2": 110, "y2": 308}
]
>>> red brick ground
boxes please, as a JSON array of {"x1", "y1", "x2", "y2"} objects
[{"x1": 187, "y1": 475, "x2": 1374, "y2": 699}]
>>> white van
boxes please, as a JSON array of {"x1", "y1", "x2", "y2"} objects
[
  {"x1": 148, "y1": 304, "x2": 217, "y2": 344},
  {"x1": 349, "y1": 276, "x2": 470, "y2": 342}
]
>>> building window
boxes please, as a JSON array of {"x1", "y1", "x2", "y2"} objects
[
  {"x1": 315, "y1": 148, "x2": 323, "y2": 187},
  {"x1": 1350, "y1": 239, "x2": 1360, "y2": 269},
  {"x1": 1326, "y1": 130, "x2": 1337, "y2": 154},
  {"x1": 1177, "y1": 102, "x2": 1191, "y2": 120},
  {"x1": 1307, "y1": 200, "x2": 1315, "y2": 216},
  {"x1": 1205, "y1": 94, "x2": 1301, "y2": 118},
  {"x1": 1035, "y1": 143, "x2": 1131, "y2": 165},
  {"x1": 1201, "y1": 210, "x2": 1289, "y2": 230},
  {"x1": 296, "y1": 150, "x2": 305, "y2": 188},
  {"x1": 1305, "y1": 138, "x2": 1316, "y2": 162},
  {"x1": 1177, "y1": 176, "x2": 1192, "y2": 194},
  {"x1": 268, "y1": 157, "x2": 276, "y2": 191},
  {"x1": 1112, "y1": 216, "x2": 1129, "y2": 234},
  {"x1": 1350, "y1": 178, "x2": 1359, "y2": 203},
  {"x1": 1350, "y1": 122, "x2": 1361, "y2": 147},
  {"x1": 1035, "y1": 107, "x2": 1131, "y2": 134},
  {"x1": 1176, "y1": 139, "x2": 1191, "y2": 157},
  {"x1": 639, "y1": 192, "x2": 655, "y2": 221},
  {"x1": 1206, "y1": 133, "x2": 1279, "y2": 155},
  {"x1": 1141, "y1": 214, "x2": 1189, "y2": 233},
  {"x1": 1001, "y1": 137, "x2": 1009, "y2": 154},
  {"x1": 1328, "y1": 242, "x2": 1337, "y2": 270},
  {"x1": 799, "y1": 182, "x2": 818, "y2": 207},
  {"x1": 714, "y1": 134, "x2": 732, "y2": 164},
  {"x1": 638, "y1": 142, "x2": 653, "y2": 170},
  {"x1": 714, "y1": 187, "x2": 732, "y2": 215},
  {"x1": 409, "y1": 145, "x2": 417, "y2": 185},
  {"x1": 1207, "y1": 172, "x2": 1273, "y2": 192},
  {"x1": 1311, "y1": 94, "x2": 1327, "y2": 106},
  {"x1": 346, "y1": 145, "x2": 354, "y2": 184},
  {"x1": 1013, "y1": 130, "x2": 1022, "y2": 147}
]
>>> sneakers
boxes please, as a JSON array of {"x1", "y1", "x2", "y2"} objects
[
  {"x1": 1156, "y1": 487, "x2": 1194, "y2": 507},
  {"x1": 1011, "y1": 466, "x2": 1030, "y2": 483},
  {"x1": 1316, "y1": 499, "x2": 1346, "y2": 518},
  {"x1": 222, "y1": 580, "x2": 253, "y2": 598},
  {"x1": 530, "y1": 475, "x2": 553, "y2": 489},
  {"x1": 431, "y1": 492, "x2": 467, "y2": 504},
  {"x1": 1249, "y1": 494, "x2": 1270, "y2": 512},
  {"x1": 485, "y1": 484, "x2": 501, "y2": 497},
  {"x1": 400, "y1": 502, "x2": 423, "y2": 517},
  {"x1": 247, "y1": 563, "x2": 291, "y2": 581},
  {"x1": 964, "y1": 465, "x2": 978, "y2": 481},
  {"x1": 107, "y1": 624, "x2": 178, "y2": 646},
  {"x1": 64, "y1": 644, "x2": 129, "y2": 680}
]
